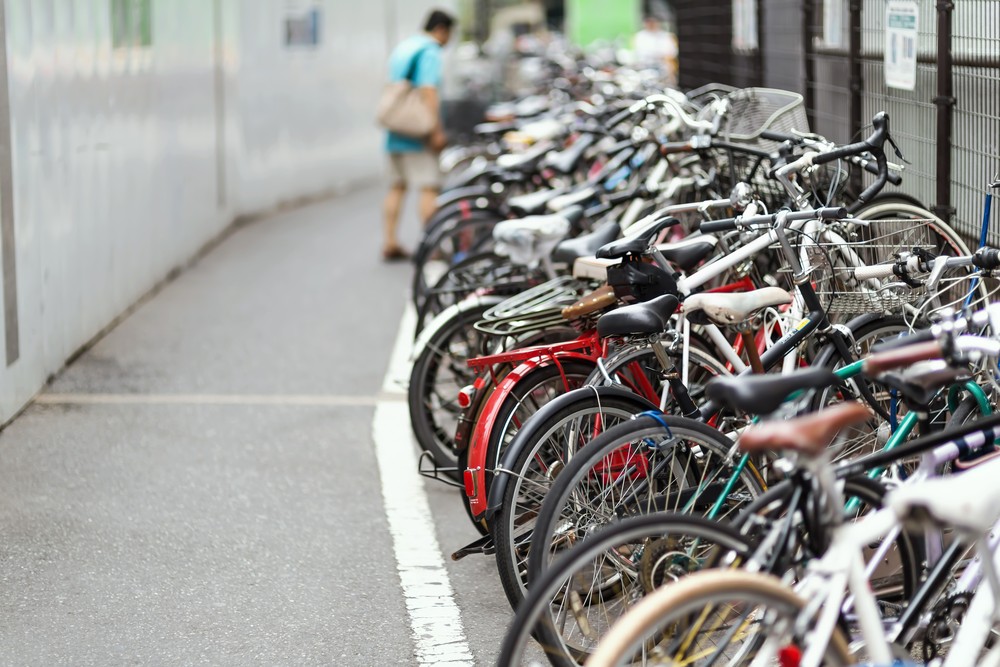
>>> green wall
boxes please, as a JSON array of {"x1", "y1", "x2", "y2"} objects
[{"x1": 566, "y1": 0, "x2": 641, "y2": 47}]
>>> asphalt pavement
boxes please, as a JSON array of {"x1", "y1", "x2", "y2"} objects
[{"x1": 0, "y1": 186, "x2": 521, "y2": 665}]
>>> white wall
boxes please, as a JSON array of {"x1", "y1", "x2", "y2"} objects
[{"x1": 0, "y1": 0, "x2": 455, "y2": 421}]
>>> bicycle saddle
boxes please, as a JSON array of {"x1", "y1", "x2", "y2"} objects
[
  {"x1": 684, "y1": 287, "x2": 792, "y2": 326},
  {"x1": 886, "y1": 455, "x2": 1000, "y2": 534},
  {"x1": 508, "y1": 187, "x2": 568, "y2": 216},
  {"x1": 492, "y1": 207, "x2": 584, "y2": 267},
  {"x1": 738, "y1": 402, "x2": 873, "y2": 458},
  {"x1": 597, "y1": 217, "x2": 681, "y2": 259},
  {"x1": 548, "y1": 185, "x2": 598, "y2": 212},
  {"x1": 705, "y1": 367, "x2": 841, "y2": 416},
  {"x1": 496, "y1": 141, "x2": 551, "y2": 172},
  {"x1": 656, "y1": 236, "x2": 718, "y2": 272},
  {"x1": 596, "y1": 294, "x2": 679, "y2": 339},
  {"x1": 552, "y1": 220, "x2": 621, "y2": 264},
  {"x1": 543, "y1": 134, "x2": 596, "y2": 175}
]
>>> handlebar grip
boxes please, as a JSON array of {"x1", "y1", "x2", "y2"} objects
[
  {"x1": 660, "y1": 141, "x2": 694, "y2": 155},
  {"x1": 863, "y1": 339, "x2": 944, "y2": 375},
  {"x1": 817, "y1": 206, "x2": 848, "y2": 219},
  {"x1": 760, "y1": 129, "x2": 800, "y2": 143},
  {"x1": 699, "y1": 218, "x2": 738, "y2": 234},
  {"x1": 870, "y1": 329, "x2": 937, "y2": 353},
  {"x1": 853, "y1": 263, "x2": 896, "y2": 281},
  {"x1": 974, "y1": 246, "x2": 1000, "y2": 271},
  {"x1": 606, "y1": 107, "x2": 635, "y2": 128},
  {"x1": 861, "y1": 159, "x2": 903, "y2": 186}
]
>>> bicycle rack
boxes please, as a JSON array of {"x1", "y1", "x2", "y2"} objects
[{"x1": 417, "y1": 450, "x2": 464, "y2": 489}]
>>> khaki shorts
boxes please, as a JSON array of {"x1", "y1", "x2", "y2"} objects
[{"x1": 388, "y1": 151, "x2": 442, "y2": 189}]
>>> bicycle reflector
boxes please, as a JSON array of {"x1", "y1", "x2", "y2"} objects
[{"x1": 457, "y1": 385, "x2": 475, "y2": 409}]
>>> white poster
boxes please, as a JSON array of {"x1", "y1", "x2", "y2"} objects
[{"x1": 885, "y1": 0, "x2": 918, "y2": 90}]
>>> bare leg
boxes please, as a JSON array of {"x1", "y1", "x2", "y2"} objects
[
  {"x1": 419, "y1": 187, "x2": 440, "y2": 225},
  {"x1": 383, "y1": 183, "x2": 406, "y2": 253}
]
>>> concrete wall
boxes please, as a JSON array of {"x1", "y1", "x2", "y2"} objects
[{"x1": 0, "y1": 0, "x2": 454, "y2": 421}]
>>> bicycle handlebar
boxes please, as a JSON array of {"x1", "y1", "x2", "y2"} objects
[{"x1": 698, "y1": 206, "x2": 846, "y2": 234}]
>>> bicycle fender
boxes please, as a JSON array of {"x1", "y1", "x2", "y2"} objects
[
  {"x1": 410, "y1": 294, "x2": 505, "y2": 361},
  {"x1": 464, "y1": 351, "x2": 597, "y2": 522},
  {"x1": 484, "y1": 385, "x2": 660, "y2": 522}
]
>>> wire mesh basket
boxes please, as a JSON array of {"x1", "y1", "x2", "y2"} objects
[
  {"x1": 474, "y1": 276, "x2": 586, "y2": 337},
  {"x1": 722, "y1": 88, "x2": 810, "y2": 151},
  {"x1": 799, "y1": 218, "x2": 989, "y2": 320}
]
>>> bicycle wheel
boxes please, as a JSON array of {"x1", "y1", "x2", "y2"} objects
[
  {"x1": 493, "y1": 347, "x2": 731, "y2": 609},
  {"x1": 497, "y1": 513, "x2": 753, "y2": 667},
  {"x1": 527, "y1": 415, "x2": 765, "y2": 583},
  {"x1": 415, "y1": 251, "x2": 541, "y2": 336},
  {"x1": 586, "y1": 569, "x2": 852, "y2": 667},
  {"x1": 811, "y1": 314, "x2": 924, "y2": 462},
  {"x1": 492, "y1": 392, "x2": 654, "y2": 610},
  {"x1": 407, "y1": 299, "x2": 500, "y2": 475}
]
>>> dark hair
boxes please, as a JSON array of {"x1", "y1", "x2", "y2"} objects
[{"x1": 424, "y1": 9, "x2": 455, "y2": 32}]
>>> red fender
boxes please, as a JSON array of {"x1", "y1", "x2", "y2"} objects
[{"x1": 464, "y1": 350, "x2": 597, "y2": 521}]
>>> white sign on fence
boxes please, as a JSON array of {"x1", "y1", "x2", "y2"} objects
[{"x1": 885, "y1": 0, "x2": 918, "y2": 90}]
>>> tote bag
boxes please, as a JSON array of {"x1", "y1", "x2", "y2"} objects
[{"x1": 376, "y1": 46, "x2": 436, "y2": 139}]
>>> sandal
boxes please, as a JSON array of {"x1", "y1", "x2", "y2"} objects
[{"x1": 382, "y1": 246, "x2": 411, "y2": 262}]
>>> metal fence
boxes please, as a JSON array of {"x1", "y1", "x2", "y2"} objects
[{"x1": 676, "y1": 0, "x2": 1000, "y2": 246}]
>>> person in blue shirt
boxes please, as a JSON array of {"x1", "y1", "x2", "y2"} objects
[{"x1": 382, "y1": 10, "x2": 454, "y2": 261}]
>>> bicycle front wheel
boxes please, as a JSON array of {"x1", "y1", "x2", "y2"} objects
[
  {"x1": 497, "y1": 513, "x2": 752, "y2": 667},
  {"x1": 586, "y1": 569, "x2": 852, "y2": 667}
]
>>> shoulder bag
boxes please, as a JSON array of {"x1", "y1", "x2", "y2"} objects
[{"x1": 376, "y1": 45, "x2": 436, "y2": 139}]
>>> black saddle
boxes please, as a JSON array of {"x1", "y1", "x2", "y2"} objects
[
  {"x1": 597, "y1": 217, "x2": 681, "y2": 259},
  {"x1": 508, "y1": 188, "x2": 567, "y2": 216},
  {"x1": 597, "y1": 294, "x2": 679, "y2": 338},
  {"x1": 660, "y1": 238, "x2": 717, "y2": 272},
  {"x1": 705, "y1": 368, "x2": 841, "y2": 416},
  {"x1": 552, "y1": 220, "x2": 621, "y2": 264},
  {"x1": 543, "y1": 134, "x2": 596, "y2": 175}
]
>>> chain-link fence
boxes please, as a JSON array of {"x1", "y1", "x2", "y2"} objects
[{"x1": 675, "y1": 0, "x2": 1000, "y2": 247}]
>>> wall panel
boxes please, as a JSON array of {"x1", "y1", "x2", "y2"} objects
[{"x1": 0, "y1": 0, "x2": 452, "y2": 421}]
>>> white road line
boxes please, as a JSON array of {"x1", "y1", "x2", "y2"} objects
[
  {"x1": 34, "y1": 393, "x2": 399, "y2": 407},
  {"x1": 373, "y1": 303, "x2": 474, "y2": 666}
]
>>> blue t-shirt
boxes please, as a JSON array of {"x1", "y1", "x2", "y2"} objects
[{"x1": 385, "y1": 35, "x2": 442, "y2": 154}]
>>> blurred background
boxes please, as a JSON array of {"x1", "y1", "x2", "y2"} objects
[{"x1": 0, "y1": 0, "x2": 671, "y2": 424}]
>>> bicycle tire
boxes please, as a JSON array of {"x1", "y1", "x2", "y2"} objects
[
  {"x1": 527, "y1": 414, "x2": 765, "y2": 583},
  {"x1": 586, "y1": 569, "x2": 852, "y2": 667},
  {"x1": 492, "y1": 393, "x2": 653, "y2": 610},
  {"x1": 498, "y1": 513, "x2": 753, "y2": 666},
  {"x1": 408, "y1": 299, "x2": 499, "y2": 476}
]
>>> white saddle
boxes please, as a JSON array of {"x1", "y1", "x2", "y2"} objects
[
  {"x1": 887, "y1": 455, "x2": 1000, "y2": 535},
  {"x1": 493, "y1": 214, "x2": 571, "y2": 268},
  {"x1": 683, "y1": 286, "x2": 793, "y2": 325}
]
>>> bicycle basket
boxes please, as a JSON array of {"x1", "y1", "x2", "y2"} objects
[
  {"x1": 722, "y1": 88, "x2": 810, "y2": 152},
  {"x1": 801, "y1": 218, "x2": 978, "y2": 321}
]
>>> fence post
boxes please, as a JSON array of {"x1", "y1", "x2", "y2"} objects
[
  {"x1": 933, "y1": 1, "x2": 955, "y2": 221},
  {"x1": 848, "y1": 0, "x2": 862, "y2": 193},
  {"x1": 802, "y1": 0, "x2": 816, "y2": 128}
]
